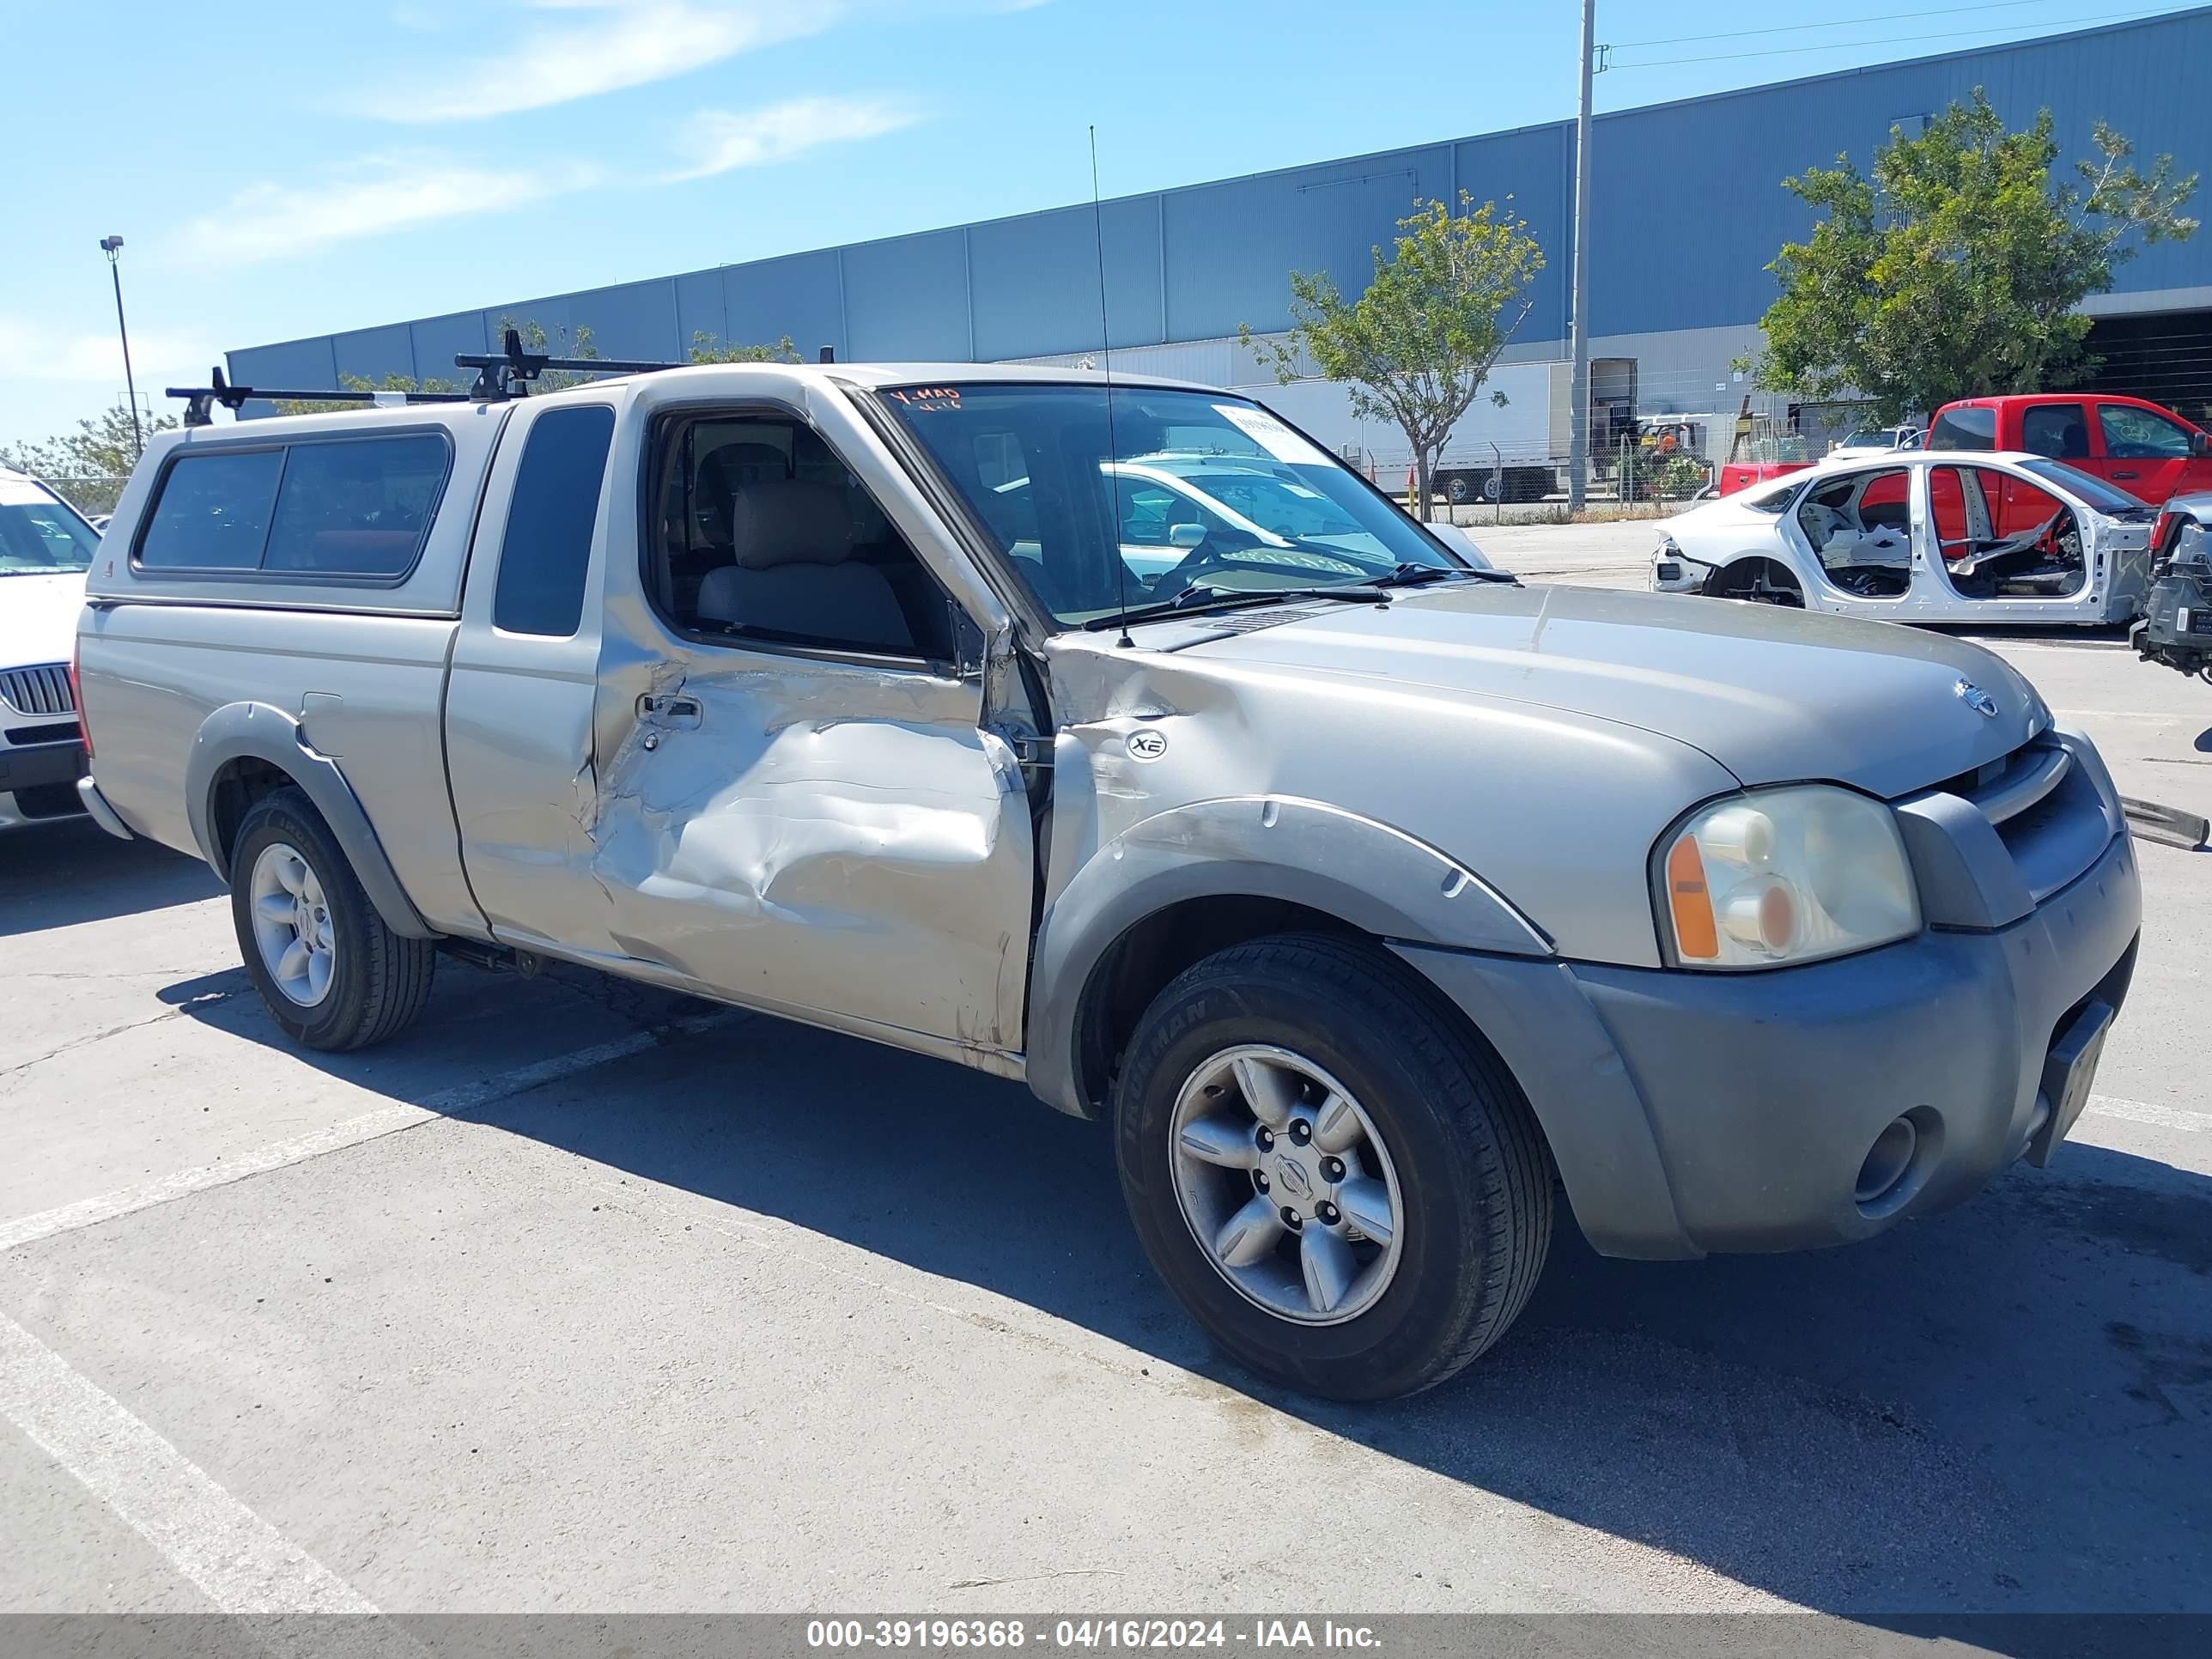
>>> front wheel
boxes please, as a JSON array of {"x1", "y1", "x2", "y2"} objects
[
  {"x1": 1114, "y1": 934, "x2": 1553, "y2": 1400},
  {"x1": 230, "y1": 787, "x2": 436, "y2": 1051}
]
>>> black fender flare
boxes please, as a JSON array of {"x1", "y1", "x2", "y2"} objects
[
  {"x1": 184, "y1": 701, "x2": 436, "y2": 940},
  {"x1": 1024, "y1": 794, "x2": 1550, "y2": 1118}
]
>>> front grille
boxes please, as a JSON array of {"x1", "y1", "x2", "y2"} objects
[
  {"x1": 0, "y1": 664, "x2": 74, "y2": 718},
  {"x1": 1939, "y1": 736, "x2": 2111, "y2": 903}
]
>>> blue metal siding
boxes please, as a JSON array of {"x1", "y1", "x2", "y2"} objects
[
  {"x1": 723, "y1": 249, "x2": 846, "y2": 360},
  {"x1": 234, "y1": 9, "x2": 2212, "y2": 383},
  {"x1": 969, "y1": 198, "x2": 1162, "y2": 358},
  {"x1": 842, "y1": 228, "x2": 970, "y2": 361},
  {"x1": 407, "y1": 311, "x2": 490, "y2": 385},
  {"x1": 1590, "y1": 9, "x2": 2212, "y2": 335},
  {"x1": 226, "y1": 337, "x2": 339, "y2": 391},
  {"x1": 329, "y1": 323, "x2": 417, "y2": 386}
]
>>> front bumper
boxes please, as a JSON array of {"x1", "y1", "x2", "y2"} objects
[
  {"x1": 1396, "y1": 826, "x2": 2142, "y2": 1260},
  {"x1": 0, "y1": 738, "x2": 88, "y2": 830}
]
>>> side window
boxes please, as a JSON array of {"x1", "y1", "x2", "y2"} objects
[
  {"x1": 1116, "y1": 479, "x2": 1182, "y2": 546},
  {"x1": 263, "y1": 434, "x2": 450, "y2": 576},
  {"x1": 137, "y1": 449, "x2": 284, "y2": 569},
  {"x1": 2019, "y1": 404, "x2": 2090, "y2": 460},
  {"x1": 2098, "y1": 403, "x2": 2193, "y2": 459},
  {"x1": 493, "y1": 406, "x2": 616, "y2": 637},
  {"x1": 1926, "y1": 407, "x2": 1996, "y2": 452},
  {"x1": 650, "y1": 413, "x2": 953, "y2": 661},
  {"x1": 137, "y1": 434, "x2": 452, "y2": 577}
]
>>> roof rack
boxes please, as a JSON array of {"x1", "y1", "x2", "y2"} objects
[
  {"x1": 165, "y1": 367, "x2": 472, "y2": 427},
  {"x1": 171, "y1": 330, "x2": 838, "y2": 427},
  {"x1": 453, "y1": 327, "x2": 682, "y2": 399}
]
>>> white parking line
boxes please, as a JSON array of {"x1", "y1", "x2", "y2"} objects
[
  {"x1": 2087, "y1": 1094, "x2": 2212, "y2": 1134},
  {"x1": 0, "y1": 1310, "x2": 376, "y2": 1613},
  {"x1": 0, "y1": 1012, "x2": 738, "y2": 1255}
]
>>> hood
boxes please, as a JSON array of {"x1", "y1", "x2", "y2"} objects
[
  {"x1": 1176, "y1": 582, "x2": 2045, "y2": 799},
  {"x1": 0, "y1": 572, "x2": 88, "y2": 671}
]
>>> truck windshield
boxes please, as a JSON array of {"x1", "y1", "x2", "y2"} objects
[
  {"x1": 880, "y1": 384, "x2": 1470, "y2": 628},
  {"x1": 0, "y1": 483, "x2": 100, "y2": 574}
]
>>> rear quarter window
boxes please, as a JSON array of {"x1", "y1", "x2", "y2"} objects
[
  {"x1": 1927, "y1": 407, "x2": 1997, "y2": 452},
  {"x1": 135, "y1": 431, "x2": 453, "y2": 580}
]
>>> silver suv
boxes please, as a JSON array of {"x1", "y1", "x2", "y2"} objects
[{"x1": 77, "y1": 363, "x2": 2140, "y2": 1399}]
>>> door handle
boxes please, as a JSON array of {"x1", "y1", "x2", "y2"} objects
[
  {"x1": 637, "y1": 693, "x2": 704, "y2": 727},
  {"x1": 2112, "y1": 470, "x2": 2140, "y2": 480}
]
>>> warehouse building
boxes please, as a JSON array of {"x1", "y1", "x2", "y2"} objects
[{"x1": 230, "y1": 8, "x2": 2212, "y2": 483}]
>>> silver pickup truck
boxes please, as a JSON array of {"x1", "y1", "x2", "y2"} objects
[{"x1": 76, "y1": 362, "x2": 2141, "y2": 1399}]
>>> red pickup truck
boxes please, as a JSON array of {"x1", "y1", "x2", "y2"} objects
[{"x1": 1718, "y1": 393, "x2": 2212, "y2": 514}]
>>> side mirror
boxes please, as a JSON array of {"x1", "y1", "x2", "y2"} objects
[
  {"x1": 1168, "y1": 522, "x2": 1206, "y2": 550},
  {"x1": 2191, "y1": 430, "x2": 2209, "y2": 459}
]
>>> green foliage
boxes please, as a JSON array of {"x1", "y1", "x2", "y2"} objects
[
  {"x1": 0, "y1": 402, "x2": 179, "y2": 516},
  {"x1": 1752, "y1": 88, "x2": 2197, "y2": 422},
  {"x1": 689, "y1": 331, "x2": 802, "y2": 364},
  {"x1": 1240, "y1": 191, "x2": 1544, "y2": 514}
]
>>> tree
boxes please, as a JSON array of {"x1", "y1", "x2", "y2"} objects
[
  {"x1": 1241, "y1": 192, "x2": 1544, "y2": 517},
  {"x1": 1750, "y1": 89, "x2": 2197, "y2": 422},
  {"x1": 0, "y1": 402, "x2": 179, "y2": 516},
  {"x1": 688, "y1": 331, "x2": 802, "y2": 364}
]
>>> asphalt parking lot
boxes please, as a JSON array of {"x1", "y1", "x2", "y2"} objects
[{"x1": 3, "y1": 523, "x2": 2208, "y2": 1621}]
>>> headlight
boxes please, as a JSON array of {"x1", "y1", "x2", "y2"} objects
[{"x1": 1653, "y1": 785, "x2": 1920, "y2": 969}]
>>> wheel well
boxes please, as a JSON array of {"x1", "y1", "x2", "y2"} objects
[
  {"x1": 1706, "y1": 556, "x2": 1802, "y2": 597},
  {"x1": 1073, "y1": 896, "x2": 1359, "y2": 1111},
  {"x1": 207, "y1": 757, "x2": 299, "y2": 873}
]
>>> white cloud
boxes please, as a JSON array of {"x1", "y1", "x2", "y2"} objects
[
  {"x1": 354, "y1": 0, "x2": 844, "y2": 124},
  {"x1": 0, "y1": 317, "x2": 222, "y2": 387},
  {"x1": 670, "y1": 94, "x2": 924, "y2": 180},
  {"x1": 171, "y1": 155, "x2": 602, "y2": 266}
]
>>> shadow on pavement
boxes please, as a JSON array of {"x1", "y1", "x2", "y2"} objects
[
  {"x1": 0, "y1": 823, "x2": 219, "y2": 939},
  {"x1": 172, "y1": 962, "x2": 2212, "y2": 1623}
]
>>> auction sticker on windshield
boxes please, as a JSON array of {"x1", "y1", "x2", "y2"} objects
[{"x1": 1214, "y1": 404, "x2": 1332, "y2": 467}]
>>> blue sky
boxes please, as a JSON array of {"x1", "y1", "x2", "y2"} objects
[{"x1": 1, "y1": 0, "x2": 2197, "y2": 446}]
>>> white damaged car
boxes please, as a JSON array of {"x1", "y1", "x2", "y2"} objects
[
  {"x1": 0, "y1": 466, "x2": 96, "y2": 830},
  {"x1": 1653, "y1": 451, "x2": 2158, "y2": 626}
]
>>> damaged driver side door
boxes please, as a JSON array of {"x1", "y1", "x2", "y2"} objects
[{"x1": 584, "y1": 393, "x2": 1037, "y2": 1060}]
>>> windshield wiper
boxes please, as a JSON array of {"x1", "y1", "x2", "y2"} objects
[
  {"x1": 1374, "y1": 560, "x2": 1516, "y2": 587},
  {"x1": 1080, "y1": 580, "x2": 1391, "y2": 633}
]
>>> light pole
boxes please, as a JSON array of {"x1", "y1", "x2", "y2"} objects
[
  {"x1": 1566, "y1": 1, "x2": 1595, "y2": 511},
  {"x1": 100, "y1": 235, "x2": 143, "y2": 460}
]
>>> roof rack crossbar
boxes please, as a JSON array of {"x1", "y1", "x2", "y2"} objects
[
  {"x1": 164, "y1": 368, "x2": 472, "y2": 427},
  {"x1": 454, "y1": 327, "x2": 682, "y2": 399}
]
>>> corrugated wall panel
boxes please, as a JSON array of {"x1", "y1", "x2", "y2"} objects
[
  {"x1": 329, "y1": 324, "x2": 417, "y2": 386},
  {"x1": 408, "y1": 312, "x2": 490, "y2": 386},
  {"x1": 674, "y1": 268, "x2": 727, "y2": 354},
  {"x1": 842, "y1": 229, "x2": 971, "y2": 361},
  {"x1": 724, "y1": 250, "x2": 846, "y2": 360},
  {"x1": 1162, "y1": 143, "x2": 1457, "y2": 342},
  {"x1": 555, "y1": 278, "x2": 681, "y2": 362},
  {"x1": 970, "y1": 197, "x2": 1162, "y2": 359},
  {"x1": 1454, "y1": 125, "x2": 1573, "y2": 346},
  {"x1": 226, "y1": 337, "x2": 339, "y2": 391}
]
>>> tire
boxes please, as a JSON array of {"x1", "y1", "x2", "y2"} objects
[
  {"x1": 1113, "y1": 933, "x2": 1553, "y2": 1400},
  {"x1": 1446, "y1": 476, "x2": 1471, "y2": 505},
  {"x1": 229, "y1": 786, "x2": 435, "y2": 1051}
]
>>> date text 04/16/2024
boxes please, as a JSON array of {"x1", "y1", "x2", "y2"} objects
[{"x1": 805, "y1": 1620, "x2": 1382, "y2": 1650}]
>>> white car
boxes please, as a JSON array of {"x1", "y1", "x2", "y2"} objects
[
  {"x1": 1650, "y1": 450, "x2": 2158, "y2": 627},
  {"x1": 1, "y1": 466, "x2": 95, "y2": 830},
  {"x1": 1826, "y1": 424, "x2": 1923, "y2": 461}
]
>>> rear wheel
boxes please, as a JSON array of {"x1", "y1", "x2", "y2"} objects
[
  {"x1": 1114, "y1": 934, "x2": 1553, "y2": 1400},
  {"x1": 1709, "y1": 557, "x2": 1804, "y2": 607},
  {"x1": 229, "y1": 787, "x2": 435, "y2": 1051}
]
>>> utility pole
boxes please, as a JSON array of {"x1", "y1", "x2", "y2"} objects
[
  {"x1": 100, "y1": 236, "x2": 143, "y2": 460},
  {"x1": 1566, "y1": 1, "x2": 1595, "y2": 510}
]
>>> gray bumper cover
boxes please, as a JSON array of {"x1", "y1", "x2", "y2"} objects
[{"x1": 1395, "y1": 828, "x2": 2142, "y2": 1260}]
